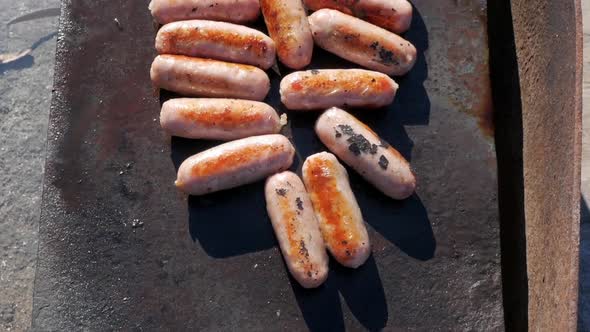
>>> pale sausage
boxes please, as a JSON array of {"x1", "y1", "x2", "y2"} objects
[
  {"x1": 150, "y1": 55, "x2": 270, "y2": 101},
  {"x1": 149, "y1": 0, "x2": 260, "y2": 25}
]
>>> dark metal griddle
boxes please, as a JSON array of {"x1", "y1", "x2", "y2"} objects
[{"x1": 31, "y1": 0, "x2": 581, "y2": 330}]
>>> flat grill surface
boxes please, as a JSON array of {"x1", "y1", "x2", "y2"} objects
[{"x1": 32, "y1": 0, "x2": 503, "y2": 330}]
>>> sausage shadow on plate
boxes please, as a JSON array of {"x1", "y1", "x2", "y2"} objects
[
  {"x1": 169, "y1": 127, "x2": 277, "y2": 259},
  {"x1": 291, "y1": 256, "x2": 388, "y2": 331}
]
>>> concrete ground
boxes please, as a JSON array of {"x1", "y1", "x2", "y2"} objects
[
  {"x1": 0, "y1": 1, "x2": 587, "y2": 331},
  {"x1": 0, "y1": 1, "x2": 59, "y2": 331}
]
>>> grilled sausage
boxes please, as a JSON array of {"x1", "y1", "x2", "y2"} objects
[
  {"x1": 260, "y1": 0, "x2": 313, "y2": 69},
  {"x1": 160, "y1": 98, "x2": 281, "y2": 140},
  {"x1": 265, "y1": 172, "x2": 329, "y2": 288},
  {"x1": 309, "y1": 9, "x2": 416, "y2": 76},
  {"x1": 280, "y1": 69, "x2": 398, "y2": 110},
  {"x1": 149, "y1": 0, "x2": 260, "y2": 25},
  {"x1": 156, "y1": 20, "x2": 276, "y2": 70},
  {"x1": 176, "y1": 134, "x2": 295, "y2": 195},
  {"x1": 150, "y1": 55, "x2": 270, "y2": 101},
  {"x1": 303, "y1": 0, "x2": 412, "y2": 34},
  {"x1": 315, "y1": 107, "x2": 416, "y2": 199},
  {"x1": 302, "y1": 152, "x2": 370, "y2": 268}
]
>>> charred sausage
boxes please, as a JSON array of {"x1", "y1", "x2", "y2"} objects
[
  {"x1": 309, "y1": 9, "x2": 416, "y2": 76},
  {"x1": 315, "y1": 107, "x2": 416, "y2": 199},
  {"x1": 265, "y1": 171, "x2": 329, "y2": 288}
]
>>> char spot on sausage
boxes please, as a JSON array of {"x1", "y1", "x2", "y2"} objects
[
  {"x1": 378, "y1": 155, "x2": 389, "y2": 170},
  {"x1": 276, "y1": 188, "x2": 287, "y2": 196}
]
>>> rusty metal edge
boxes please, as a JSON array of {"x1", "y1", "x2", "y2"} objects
[{"x1": 510, "y1": 0, "x2": 582, "y2": 330}]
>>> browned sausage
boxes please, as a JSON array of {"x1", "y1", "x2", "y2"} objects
[
  {"x1": 303, "y1": 0, "x2": 412, "y2": 34},
  {"x1": 302, "y1": 152, "x2": 371, "y2": 268},
  {"x1": 155, "y1": 20, "x2": 276, "y2": 70},
  {"x1": 260, "y1": 0, "x2": 314, "y2": 69},
  {"x1": 280, "y1": 69, "x2": 398, "y2": 110},
  {"x1": 176, "y1": 134, "x2": 295, "y2": 195}
]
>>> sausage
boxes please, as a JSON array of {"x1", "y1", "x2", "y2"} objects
[
  {"x1": 303, "y1": 0, "x2": 412, "y2": 34},
  {"x1": 155, "y1": 20, "x2": 276, "y2": 70},
  {"x1": 260, "y1": 0, "x2": 313, "y2": 69},
  {"x1": 279, "y1": 69, "x2": 398, "y2": 110},
  {"x1": 176, "y1": 134, "x2": 295, "y2": 195},
  {"x1": 160, "y1": 98, "x2": 281, "y2": 140},
  {"x1": 149, "y1": 0, "x2": 260, "y2": 25},
  {"x1": 309, "y1": 9, "x2": 416, "y2": 76},
  {"x1": 302, "y1": 152, "x2": 371, "y2": 268},
  {"x1": 265, "y1": 172, "x2": 329, "y2": 288},
  {"x1": 150, "y1": 55, "x2": 270, "y2": 101},
  {"x1": 315, "y1": 107, "x2": 416, "y2": 199}
]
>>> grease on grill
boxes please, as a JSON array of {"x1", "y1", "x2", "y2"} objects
[
  {"x1": 337, "y1": 125, "x2": 378, "y2": 156},
  {"x1": 379, "y1": 155, "x2": 389, "y2": 170},
  {"x1": 296, "y1": 197, "x2": 304, "y2": 211},
  {"x1": 276, "y1": 188, "x2": 287, "y2": 196}
]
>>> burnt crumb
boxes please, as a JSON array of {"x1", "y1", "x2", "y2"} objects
[
  {"x1": 378, "y1": 48, "x2": 399, "y2": 66},
  {"x1": 276, "y1": 188, "x2": 287, "y2": 196},
  {"x1": 371, "y1": 78, "x2": 376, "y2": 83},
  {"x1": 307, "y1": 271, "x2": 312, "y2": 277},
  {"x1": 296, "y1": 197, "x2": 304, "y2": 210},
  {"x1": 391, "y1": 7, "x2": 397, "y2": 11},
  {"x1": 195, "y1": 27, "x2": 199, "y2": 31},
  {"x1": 348, "y1": 143, "x2": 361, "y2": 156},
  {"x1": 334, "y1": 128, "x2": 342, "y2": 138},
  {"x1": 341, "y1": 240, "x2": 348, "y2": 245},
  {"x1": 311, "y1": 69, "x2": 320, "y2": 75},
  {"x1": 345, "y1": 249, "x2": 351, "y2": 257},
  {"x1": 337, "y1": 124, "x2": 378, "y2": 157},
  {"x1": 337, "y1": 124, "x2": 355, "y2": 136},
  {"x1": 299, "y1": 240, "x2": 310, "y2": 258},
  {"x1": 379, "y1": 155, "x2": 389, "y2": 170},
  {"x1": 370, "y1": 144, "x2": 378, "y2": 154},
  {"x1": 192, "y1": 7, "x2": 197, "y2": 11},
  {"x1": 370, "y1": 41, "x2": 379, "y2": 50}
]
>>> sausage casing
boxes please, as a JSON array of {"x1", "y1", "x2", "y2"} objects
[
  {"x1": 265, "y1": 172, "x2": 329, "y2": 288},
  {"x1": 160, "y1": 98, "x2": 281, "y2": 140},
  {"x1": 149, "y1": 0, "x2": 260, "y2": 25},
  {"x1": 176, "y1": 134, "x2": 295, "y2": 195},
  {"x1": 150, "y1": 55, "x2": 270, "y2": 101},
  {"x1": 302, "y1": 152, "x2": 371, "y2": 268},
  {"x1": 315, "y1": 107, "x2": 416, "y2": 199},
  {"x1": 303, "y1": 0, "x2": 412, "y2": 34},
  {"x1": 156, "y1": 20, "x2": 276, "y2": 70},
  {"x1": 260, "y1": 0, "x2": 313, "y2": 69},
  {"x1": 309, "y1": 9, "x2": 416, "y2": 76},
  {"x1": 279, "y1": 69, "x2": 398, "y2": 110}
]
